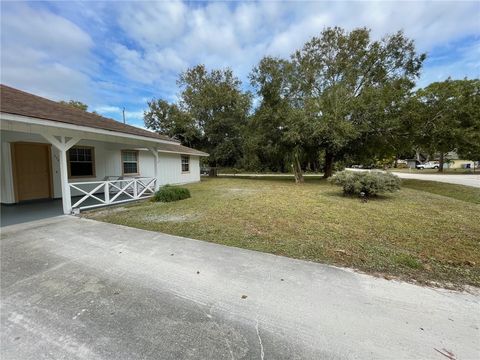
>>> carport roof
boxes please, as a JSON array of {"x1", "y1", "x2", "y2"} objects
[{"x1": 0, "y1": 84, "x2": 208, "y2": 156}]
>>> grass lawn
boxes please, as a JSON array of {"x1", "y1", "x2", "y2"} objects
[
  {"x1": 402, "y1": 179, "x2": 480, "y2": 204},
  {"x1": 84, "y1": 177, "x2": 480, "y2": 289}
]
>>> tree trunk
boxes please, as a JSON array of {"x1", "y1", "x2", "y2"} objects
[
  {"x1": 293, "y1": 152, "x2": 304, "y2": 183},
  {"x1": 415, "y1": 150, "x2": 421, "y2": 162},
  {"x1": 394, "y1": 157, "x2": 399, "y2": 168},
  {"x1": 323, "y1": 151, "x2": 334, "y2": 178},
  {"x1": 438, "y1": 152, "x2": 444, "y2": 173}
]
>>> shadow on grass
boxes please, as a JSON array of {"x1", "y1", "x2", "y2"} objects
[
  {"x1": 323, "y1": 189, "x2": 397, "y2": 202},
  {"x1": 215, "y1": 175, "x2": 326, "y2": 184}
]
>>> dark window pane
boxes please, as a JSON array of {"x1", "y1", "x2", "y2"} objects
[
  {"x1": 123, "y1": 162, "x2": 138, "y2": 174},
  {"x1": 181, "y1": 156, "x2": 189, "y2": 172},
  {"x1": 69, "y1": 149, "x2": 78, "y2": 161},
  {"x1": 70, "y1": 162, "x2": 94, "y2": 177},
  {"x1": 122, "y1": 151, "x2": 137, "y2": 162}
]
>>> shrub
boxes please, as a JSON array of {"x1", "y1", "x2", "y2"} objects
[
  {"x1": 329, "y1": 170, "x2": 401, "y2": 198},
  {"x1": 153, "y1": 185, "x2": 191, "y2": 202}
]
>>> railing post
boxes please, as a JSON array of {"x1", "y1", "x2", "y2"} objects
[
  {"x1": 104, "y1": 181, "x2": 110, "y2": 204},
  {"x1": 133, "y1": 179, "x2": 138, "y2": 198}
]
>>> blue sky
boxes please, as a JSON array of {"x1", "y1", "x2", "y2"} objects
[{"x1": 1, "y1": 1, "x2": 479, "y2": 129}]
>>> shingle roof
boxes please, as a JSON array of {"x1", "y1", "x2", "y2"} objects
[
  {"x1": 156, "y1": 142, "x2": 209, "y2": 156},
  {"x1": 0, "y1": 84, "x2": 208, "y2": 156}
]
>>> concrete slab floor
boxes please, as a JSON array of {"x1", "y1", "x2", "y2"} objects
[
  {"x1": 1, "y1": 200, "x2": 63, "y2": 227},
  {"x1": 1, "y1": 216, "x2": 479, "y2": 360}
]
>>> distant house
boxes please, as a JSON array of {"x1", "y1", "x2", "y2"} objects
[
  {"x1": 0, "y1": 85, "x2": 208, "y2": 215},
  {"x1": 404, "y1": 151, "x2": 474, "y2": 169},
  {"x1": 443, "y1": 152, "x2": 474, "y2": 169},
  {"x1": 405, "y1": 159, "x2": 420, "y2": 169}
]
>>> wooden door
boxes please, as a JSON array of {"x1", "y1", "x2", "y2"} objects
[{"x1": 12, "y1": 143, "x2": 53, "y2": 202}]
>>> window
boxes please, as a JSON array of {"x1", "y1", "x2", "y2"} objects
[
  {"x1": 181, "y1": 155, "x2": 190, "y2": 172},
  {"x1": 122, "y1": 150, "x2": 139, "y2": 175},
  {"x1": 68, "y1": 146, "x2": 95, "y2": 178}
]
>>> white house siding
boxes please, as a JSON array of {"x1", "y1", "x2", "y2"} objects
[
  {"x1": 0, "y1": 130, "x2": 201, "y2": 204},
  {"x1": 157, "y1": 153, "x2": 200, "y2": 185}
]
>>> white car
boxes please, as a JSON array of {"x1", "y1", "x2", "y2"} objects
[{"x1": 416, "y1": 161, "x2": 439, "y2": 170}]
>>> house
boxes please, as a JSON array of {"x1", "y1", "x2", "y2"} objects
[
  {"x1": 443, "y1": 152, "x2": 475, "y2": 169},
  {"x1": 0, "y1": 85, "x2": 208, "y2": 215}
]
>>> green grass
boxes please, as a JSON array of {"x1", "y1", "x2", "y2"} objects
[
  {"x1": 402, "y1": 179, "x2": 480, "y2": 204},
  {"x1": 84, "y1": 177, "x2": 480, "y2": 289}
]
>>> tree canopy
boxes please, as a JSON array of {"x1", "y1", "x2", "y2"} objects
[
  {"x1": 144, "y1": 27, "x2": 479, "y2": 178},
  {"x1": 59, "y1": 100, "x2": 89, "y2": 111}
]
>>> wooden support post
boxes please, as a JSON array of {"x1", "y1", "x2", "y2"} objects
[{"x1": 41, "y1": 134, "x2": 80, "y2": 214}]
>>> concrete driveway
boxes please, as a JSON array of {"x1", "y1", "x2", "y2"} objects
[{"x1": 1, "y1": 216, "x2": 479, "y2": 360}]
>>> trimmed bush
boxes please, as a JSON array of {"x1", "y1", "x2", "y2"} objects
[
  {"x1": 153, "y1": 185, "x2": 191, "y2": 202},
  {"x1": 329, "y1": 170, "x2": 401, "y2": 198}
]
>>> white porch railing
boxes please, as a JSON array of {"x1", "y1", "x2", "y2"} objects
[{"x1": 69, "y1": 177, "x2": 157, "y2": 211}]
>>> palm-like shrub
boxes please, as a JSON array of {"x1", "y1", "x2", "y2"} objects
[{"x1": 329, "y1": 171, "x2": 401, "y2": 197}]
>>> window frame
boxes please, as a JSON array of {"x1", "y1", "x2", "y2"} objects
[
  {"x1": 67, "y1": 146, "x2": 96, "y2": 179},
  {"x1": 181, "y1": 155, "x2": 190, "y2": 173},
  {"x1": 121, "y1": 149, "x2": 140, "y2": 176}
]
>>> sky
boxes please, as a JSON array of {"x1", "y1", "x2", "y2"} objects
[{"x1": 1, "y1": 1, "x2": 479, "y2": 128}]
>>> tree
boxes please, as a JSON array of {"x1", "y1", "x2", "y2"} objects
[
  {"x1": 347, "y1": 80, "x2": 418, "y2": 167},
  {"x1": 144, "y1": 99, "x2": 201, "y2": 148},
  {"x1": 59, "y1": 100, "x2": 89, "y2": 111},
  {"x1": 177, "y1": 65, "x2": 252, "y2": 167},
  {"x1": 291, "y1": 27, "x2": 425, "y2": 177},
  {"x1": 414, "y1": 79, "x2": 480, "y2": 171},
  {"x1": 248, "y1": 57, "x2": 297, "y2": 175},
  {"x1": 449, "y1": 79, "x2": 480, "y2": 167}
]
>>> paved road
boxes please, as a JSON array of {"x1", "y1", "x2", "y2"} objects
[
  {"x1": 345, "y1": 169, "x2": 480, "y2": 188},
  {"x1": 1, "y1": 216, "x2": 479, "y2": 360},
  {"x1": 219, "y1": 172, "x2": 480, "y2": 188},
  {"x1": 390, "y1": 172, "x2": 480, "y2": 188}
]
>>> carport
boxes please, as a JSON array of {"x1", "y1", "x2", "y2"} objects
[{"x1": 0, "y1": 200, "x2": 63, "y2": 227}]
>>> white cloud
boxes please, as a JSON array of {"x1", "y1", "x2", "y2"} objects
[
  {"x1": 1, "y1": 0, "x2": 478, "y2": 116},
  {"x1": 419, "y1": 40, "x2": 480, "y2": 86},
  {"x1": 0, "y1": 2, "x2": 96, "y2": 102},
  {"x1": 118, "y1": 0, "x2": 187, "y2": 48},
  {"x1": 113, "y1": 1, "x2": 479, "y2": 89}
]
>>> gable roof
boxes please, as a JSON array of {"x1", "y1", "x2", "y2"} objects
[
  {"x1": 0, "y1": 84, "x2": 208, "y2": 157},
  {"x1": 0, "y1": 84, "x2": 175, "y2": 143}
]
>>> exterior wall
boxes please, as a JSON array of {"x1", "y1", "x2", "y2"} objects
[
  {"x1": 447, "y1": 160, "x2": 475, "y2": 169},
  {"x1": 157, "y1": 153, "x2": 200, "y2": 185},
  {"x1": 1, "y1": 130, "x2": 201, "y2": 204}
]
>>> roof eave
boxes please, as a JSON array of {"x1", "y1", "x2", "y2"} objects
[{"x1": 0, "y1": 112, "x2": 179, "y2": 145}]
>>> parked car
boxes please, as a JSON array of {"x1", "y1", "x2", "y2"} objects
[{"x1": 416, "y1": 161, "x2": 439, "y2": 170}]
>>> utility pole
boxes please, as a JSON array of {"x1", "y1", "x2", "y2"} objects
[{"x1": 122, "y1": 107, "x2": 126, "y2": 124}]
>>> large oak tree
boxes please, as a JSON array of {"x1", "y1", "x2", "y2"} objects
[{"x1": 291, "y1": 27, "x2": 425, "y2": 177}]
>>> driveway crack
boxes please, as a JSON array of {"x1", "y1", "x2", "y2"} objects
[{"x1": 255, "y1": 317, "x2": 265, "y2": 360}]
